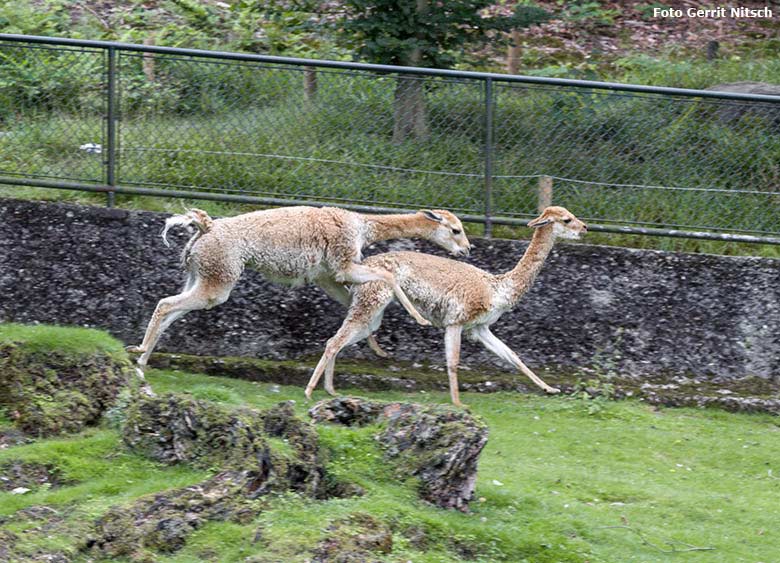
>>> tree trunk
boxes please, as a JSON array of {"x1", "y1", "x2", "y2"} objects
[
  {"x1": 507, "y1": 29, "x2": 521, "y2": 75},
  {"x1": 392, "y1": 0, "x2": 430, "y2": 143},
  {"x1": 393, "y1": 76, "x2": 428, "y2": 143}
]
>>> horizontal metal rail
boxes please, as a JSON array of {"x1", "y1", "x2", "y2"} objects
[
  {"x1": 2, "y1": 33, "x2": 780, "y2": 103},
  {"x1": 2, "y1": 177, "x2": 778, "y2": 245}
]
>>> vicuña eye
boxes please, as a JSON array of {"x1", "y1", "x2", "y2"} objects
[
  {"x1": 563, "y1": 218, "x2": 572, "y2": 224},
  {"x1": 452, "y1": 228, "x2": 461, "y2": 235}
]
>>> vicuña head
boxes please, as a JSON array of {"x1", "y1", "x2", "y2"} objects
[
  {"x1": 528, "y1": 206, "x2": 588, "y2": 240},
  {"x1": 419, "y1": 209, "x2": 471, "y2": 256}
]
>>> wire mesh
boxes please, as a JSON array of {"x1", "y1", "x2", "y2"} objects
[
  {"x1": 0, "y1": 43, "x2": 105, "y2": 184},
  {"x1": 1, "y1": 37, "x2": 779, "y2": 242}
]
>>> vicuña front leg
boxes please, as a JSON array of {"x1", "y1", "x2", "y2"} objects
[
  {"x1": 338, "y1": 264, "x2": 430, "y2": 327},
  {"x1": 471, "y1": 326, "x2": 560, "y2": 394},
  {"x1": 445, "y1": 324, "x2": 465, "y2": 407}
]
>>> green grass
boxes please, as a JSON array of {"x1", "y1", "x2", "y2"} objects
[
  {"x1": 0, "y1": 322, "x2": 128, "y2": 358},
  {"x1": 3, "y1": 367, "x2": 779, "y2": 562}
]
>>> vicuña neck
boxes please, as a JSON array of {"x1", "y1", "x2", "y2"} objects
[
  {"x1": 501, "y1": 225, "x2": 556, "y2": 305},
  {"x1": 364, "y1": 213, "x2": 428, "y2": 243}
]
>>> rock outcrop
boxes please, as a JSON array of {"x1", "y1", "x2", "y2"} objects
[
  {"x1": 0, "y1": 342, "x2": 130, "y2": 436},
  {"x1": 87, "y1": 395, "x2": 330, "y2": 559},
  {"x1": 310, "y1": 397, "x2": 489, "y2": 511}
]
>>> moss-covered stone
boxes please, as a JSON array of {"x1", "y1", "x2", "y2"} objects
[
  {"x1": 88, "y1": 395, "x2": 330, "y2": 558},
  {"x1": 122, "y1": 395, "x2": 325, "y2": 496},
  {"x1": 0, "y1": 341, "x2": 131, "y2": 436},
  {"x1": 0, "y1": 460, "x2": 71, "y2": 492},
  {"x1": 86, "y1": 470, "x2": 261, "y2": 560},
  {"x1": 310, "y1": 513, "x2": 393, "y2": 563},
  {"x1": 122, "y1": 393, "x2": 271, "y2": 470},
  {"x1": 310, "y1": 397, "x2": 489, "y2": 511}
]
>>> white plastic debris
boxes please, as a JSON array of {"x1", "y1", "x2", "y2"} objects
[{"x1": 79, "y1": 143, "x2": 102, "y2": 154}]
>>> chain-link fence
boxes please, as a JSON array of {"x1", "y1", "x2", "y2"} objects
[{"x1": 1, "y1": 35, "x2": 779, "y2": 243}]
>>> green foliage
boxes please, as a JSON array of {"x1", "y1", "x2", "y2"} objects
[
  {"x1": 336, "y1": 0, "x2": 540, "y2": 67},
  {"x1": 0, "y1": 0, "x2": 72, "y2": 36},
  {"x1": 0, "y1": 0, "x2": 345, "y2": 58},
  {"x1": 615, "y1": 52, "x2": 780, "y2": 90},
  {"x1": 570, "y1": 378, "x2": 617, "y2": 416},
  {"x1": 511, "y1": 2, "x2": 554, "y2": 29},
  {"x1": 557, "y1": 0, "x2": 619, "y2": 25}
]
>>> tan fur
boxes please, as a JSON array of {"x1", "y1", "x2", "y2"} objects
[
  {"x1": 129, "y1": 205, "x2": 471, "y2": 371},
  {"x1": 305, "y1": 206, "x2": 588, "y2": 406}
]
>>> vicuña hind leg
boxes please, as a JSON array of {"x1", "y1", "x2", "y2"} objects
[
  {"x1": 306, "y1": 285, "x2": 391, "y2": 399},
  {"x1": 134, "y1": 279, "x2": 235, "y2": 368},
  {"x1": 367, "y1": 335, "x2": 389, "y2": 358},
  {"x1": 317, "y1": 277, "x2": 390, "y2": 358},
  {"x1": 337, "y1": 263, "x2": 430, "y2": 327},
  {"x1": 306, "y1": 319, "x2": 372, "y2": 399},
  {"x1": 470, "y1": 326, "x2": 559, "y2": 394}
]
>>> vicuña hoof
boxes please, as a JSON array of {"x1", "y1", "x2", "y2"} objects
[
  {"x1": 369, "y1": 345, "x2": 390, "y2": 358},
  {"x1": 545, "y1": 387, "x2": 561, "y2": 394},
  {"x1": 367, "y1": 336, "x2": 389, "y2": 358},
  {"x1": 126, "y1": 345, "x2": 144, "y2": 353}
]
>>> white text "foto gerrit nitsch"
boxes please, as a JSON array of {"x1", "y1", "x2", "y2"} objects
[{"x1": 653, "y1": 6, "x2": 773, "y2": 18}]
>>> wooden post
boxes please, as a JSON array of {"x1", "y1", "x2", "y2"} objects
[
  {"x1": 537, "y1": 175, "x2": 552, "y2": 212},
  {"x1": 304, "y1": 66, "x2": 318, "y2": 102},
  {"x1": 143, "y1": 34, "x2": 156, "y2": 82}
]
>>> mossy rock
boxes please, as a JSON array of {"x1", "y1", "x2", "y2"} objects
[
  {"x1": 88, "y1": 396, "x2": 330, "y2": 558},
  {"x1": 86, "y1": 470, "x2": 261, "y2": 560},
  {"x1": 0, "y1": 460, "x2": 72, "y2": 492},
  {"x1": 0, "y1": 325, "x2": 132, "y2": 436},
  {"x1": 310, "y1": 513, "x2": 393, "y2": 563},
  {"x1": 310, "y1": 397, "x2": 489, "y2": 511},
  {"x1": 123, "y1": 395, "x2": 325, "y2": 496}
]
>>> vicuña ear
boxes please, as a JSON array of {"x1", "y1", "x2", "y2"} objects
[
  {"x1": 421, "y1": 210, "x2": 443, "y2": 223},
  {"x1": 528, "y1": 216, "x2": 552, "y2": 228}
]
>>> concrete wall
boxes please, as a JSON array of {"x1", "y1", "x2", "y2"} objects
[{"x1": 1, "y1": 198, "x2": 778, "y2": 380}]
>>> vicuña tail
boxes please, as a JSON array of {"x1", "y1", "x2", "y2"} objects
[{"x1": 160, "y1": 208, "x2": 213, "y2": 247}]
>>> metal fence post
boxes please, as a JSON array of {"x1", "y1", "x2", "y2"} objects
[
  {"x1": 105, "y1": 46, "x2": 117, "y2": 207},
  {"x1": 483, "y1": 77, "x2": 494, "y2": 238}
]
